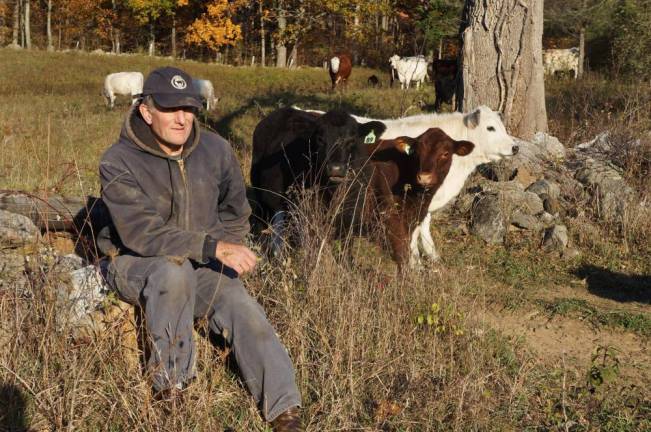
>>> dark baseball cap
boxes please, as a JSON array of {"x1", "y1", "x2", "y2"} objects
[{"x1": 142, "y1": 66, "x2": 202, "y2": 109}]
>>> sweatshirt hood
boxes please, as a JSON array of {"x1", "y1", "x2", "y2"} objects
[{"x1": 120, "y1": 104, "x2": 200, "y2": 159}]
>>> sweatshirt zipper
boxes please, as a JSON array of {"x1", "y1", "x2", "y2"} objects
[{"x1": 177, "y1": 159, "x2": 191, "y2": 230}]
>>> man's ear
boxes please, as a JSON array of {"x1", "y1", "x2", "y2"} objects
[
  {"x1": 454, "y1": 140, "x2": 475, "y2": 156},
  {"x1": 139, "y1": 103, "x2": 153, "y2": 125}
]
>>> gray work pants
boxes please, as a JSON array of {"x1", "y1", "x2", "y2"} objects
[{"x1": 104, "y1": 255, "x2": 301, "y2": 421}]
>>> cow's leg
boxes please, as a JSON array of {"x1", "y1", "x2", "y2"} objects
[
  {"x1": 270, "y1": 210, "x2": 287, "y2": 257},
  {"x1": 386, "y1": 213, "x2": 410, "y2": 270},
  {"x1": 419, "y1": 213, "x2": 440, "y2": 262},
  {"x1": 409, "y1": 226, "x2": 422, "y2": 269}
]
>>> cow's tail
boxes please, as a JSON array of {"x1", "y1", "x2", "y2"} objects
[{"x1": 330, "y1": 56, "x2": 340, "y2": 74}]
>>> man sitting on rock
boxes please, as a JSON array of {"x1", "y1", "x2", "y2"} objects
[{"x1": 98, "y1": 66, "x2": 302, "y2": 431}]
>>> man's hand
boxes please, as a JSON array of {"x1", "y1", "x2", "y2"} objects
[{"x1": 215, "y1": 241, "x2": 258, "y2": 275}]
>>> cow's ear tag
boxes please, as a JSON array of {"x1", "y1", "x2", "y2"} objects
[
  {"x1": 364, "y1": 130, "x2": 376, "y2": 144},
  {"x1": 403, "y1": 145, "x2": 413, "y2": 155}
]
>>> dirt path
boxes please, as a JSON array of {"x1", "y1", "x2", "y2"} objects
[{"x1": 482, "y1": 301, "x2": 650, "y2": 386}]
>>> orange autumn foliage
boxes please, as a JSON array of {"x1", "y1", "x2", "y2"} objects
[{"x1": 184, "y1": 0, "x2": 244, "y2": 52}]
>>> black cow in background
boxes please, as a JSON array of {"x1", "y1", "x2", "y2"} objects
[
  {"x1": 250, "y1": 107, "x2": 386, "y2": 256},
  {"x1": 432, "y1": 59, "x2": 458, "y2": 111}
]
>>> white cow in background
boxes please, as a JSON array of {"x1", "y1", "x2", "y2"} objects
[
  {"x1": 192, "y1": 78, "x2": 219, "y2": 111},
  {"x1": 389, "y1": 54, "x2": 429, "y2": 90},
  {"x1": 543, "y1": 47, "x2": 580, "y2": 79},
  {"x1": 103, "y1": 72, "x2": 143, "y2": 109}
]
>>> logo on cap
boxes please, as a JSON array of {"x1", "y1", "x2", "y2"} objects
[{"x1": 171, "y1": 75, "x2": 187, "y2": 90}]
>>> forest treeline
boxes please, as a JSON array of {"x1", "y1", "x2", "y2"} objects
[{"x1": 0, "y1": 0, "x2": 649, "y2": 77}]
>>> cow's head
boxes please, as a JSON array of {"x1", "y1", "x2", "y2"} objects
[
  {"x1": 463, "y1": 105, "x2": 519, "y2": 162},
  {"x1": 313, "y1": 110, "x2": 386, "y2": 182},
  {"x1": 392, "y1": 128, "x2": 474, "y2": 189},
  {"x1": 389, "y1": 55, "x2": 401, "y2": 69}
]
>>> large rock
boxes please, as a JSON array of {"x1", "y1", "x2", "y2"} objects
[
  {"x1": 576, "y1": 131, "x2": 612, "y2": 153},
  {"x1": 494, "y1": 133, "x2": 566, "y2": 191},
  {"x1": 0, "y1": 209, "x2": 40, "y2": 245},
  {"x1": 542, "y1": 224, "x2": 569, "y2": 252},
  {"x1": 482, "y1": 181, "x2": 545, "y2": 216},
  {"x1": 55, "y1": 259, "x2": 111, "y2": 330},
  {"x1": 511, "y1": 211, "x2": 543, "y2": 231},
  {"x1": 525, "y1": 179, "x2": 561, "y2": 200},
  {"x1": 531, "y1": 132, "x2": 567, "y2": 160},
  {"x1": 573, "y1": 156, "x2": 636, "y2": 222},
  {"x1": 470, "y1": 194, "x2": 506, "y2": 244}
]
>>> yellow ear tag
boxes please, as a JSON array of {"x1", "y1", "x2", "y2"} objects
[
  {"x1": 364, "y1": 130, "x2": 376, "y2": 144},
  {"x1": 403, "y1": 145, "x2": 413, "y2": 155}
]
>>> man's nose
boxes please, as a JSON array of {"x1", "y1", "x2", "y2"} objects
[{"x1": 174, "y1": 110, "x2": 186, "y2": 124}]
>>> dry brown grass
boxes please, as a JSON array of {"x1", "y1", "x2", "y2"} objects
[{"x1": 1, "y1": 48, "x2": 650, "y2": 431}]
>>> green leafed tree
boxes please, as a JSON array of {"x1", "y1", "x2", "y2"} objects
[
  {"x1": 610, "y1": 0, "x2": 651, "y2": 78},
  {"x1": 415, "y1": 0, "x2": 463, "y2": 59},
  {"x1": 126, "y1": 0, "x2": 178, "y2": 56}
]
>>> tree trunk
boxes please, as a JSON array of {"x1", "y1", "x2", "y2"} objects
[
  {"x1": 276, "y1": 3, "x2": 287, "y2": 67},
  {"x1": 110, "y1": 0, "x2": 120, "y2": 54},
  {"x1": 148, "y1": 23, "x2": 155, "y2": 56},
  {"x1": 12, "y1": 0, "x2": 20, "y2": 46},
  {"x1": 260, "y1": 1, "x2": 265, "y2": 66},
  {"x1": 171, "y1": 15, "x2": 176, "y2": 58},
  {"x1": 46, "y1": 0, "x2": 53, "y2": 51},
  {"x1": 288, "y1": 41, "x2": 297, "y2": 68},
  {"x1": 458, "y1": 0, "x2": 547, "y2": 139},
  {"x1": 23, "y1": 0, "x2": 30, "y2": 49},
  {"x1": 578, "y1": 24, "x2": 585, "y2": 77}
]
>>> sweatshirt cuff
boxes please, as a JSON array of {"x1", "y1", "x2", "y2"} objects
[{"x1": 202, "y1": 235, "x2": 218, "y2": 262}]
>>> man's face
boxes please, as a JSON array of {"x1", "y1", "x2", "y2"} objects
[{"x1": 140, "y1": 102, "x2": 195, "y2": 147}]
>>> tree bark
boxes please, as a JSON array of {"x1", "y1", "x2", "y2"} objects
[
  {"x1": 12, "y1": 0, "x2": 20, "y2": 46},
  {"x1": 276, "y1": 2, "x2": 287, "y2": 67},
  {"x1": 23, "y1": 0, "x2": 30, "y2": 49},
  {"x1": 171, "y1": 15, "x2": 176, "y2": 58},
  {"x1": 148, "y1": 23, "x2": 155, "y2": 56},
  {"x1": 579, "y1": 24, "x2": 585, "y2": 77},
  {"x1": 260, "y1": 1, "x2": 265, "y2": 66},
  {"x1": 458, "y1": 0, "x2": 547, "y2": 139},
  {"x1": 46, "y1": 0, "x2": 53, "y2": 51}
]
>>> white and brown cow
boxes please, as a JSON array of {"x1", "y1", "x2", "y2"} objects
[
  {"x1": 294, "y1": 105, "x2": 518, "y2": 265},
  {"x1": 328, "y1": 53, "x2": 352, "y2": 91}
]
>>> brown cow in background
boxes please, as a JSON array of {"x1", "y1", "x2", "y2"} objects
[{"x1": 328, "y1": 53, "x2": 352, "y2": 91}]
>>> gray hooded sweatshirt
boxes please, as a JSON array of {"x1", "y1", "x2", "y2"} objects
[{"x1": 99, "y1": 105, "x2": 251, "y2": 263}]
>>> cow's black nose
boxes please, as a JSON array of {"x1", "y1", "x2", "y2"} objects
[
  {"x1": 512, "y1": 145, "x2": 519, "y2": 155},
  {"x1": 327, "y1": 163, "x2": 347, "y2": 178}
]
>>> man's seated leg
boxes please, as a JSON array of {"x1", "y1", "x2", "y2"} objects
[
  {"x1": 194, "y1": 265, "x2": 302, "y2": 426},
  {"x1": 105, "y1": 255, "x2": 198, "y2": 392}
]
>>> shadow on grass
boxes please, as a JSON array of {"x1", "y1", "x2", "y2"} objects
[
  {"x1": 205, "y1": 91, "x2": 377, "y2": 149},
  {"x1": 0, "y1": 383, "x2": 28, "y2": 431},
  {"x1": 572, "y1": 264, "x2": 651, "y2": 304}
]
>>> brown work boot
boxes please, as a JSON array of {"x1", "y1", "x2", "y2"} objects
[{"x1": 271, "y1": 406, "x2": 303, "y2": 432}]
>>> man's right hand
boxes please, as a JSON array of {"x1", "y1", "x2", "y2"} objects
[{"x1": 215, "y1": 241, "x2": 258, "y2": 275}]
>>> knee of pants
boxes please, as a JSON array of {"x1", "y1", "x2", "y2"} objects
[
  {"x1": 220, "y1": 295, "x2": 275, "y2": 343},
  {"x1": 144, "y1": 258, "x2": 196, "y2": 302}
]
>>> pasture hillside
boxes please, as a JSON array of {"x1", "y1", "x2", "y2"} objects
[{"x1": 0, "y1": 49, "x2": 649, "y2": 431}]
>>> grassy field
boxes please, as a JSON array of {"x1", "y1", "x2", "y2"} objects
[{"x1": 0, "y1": 48, "x2": 649, "y2": 431}]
